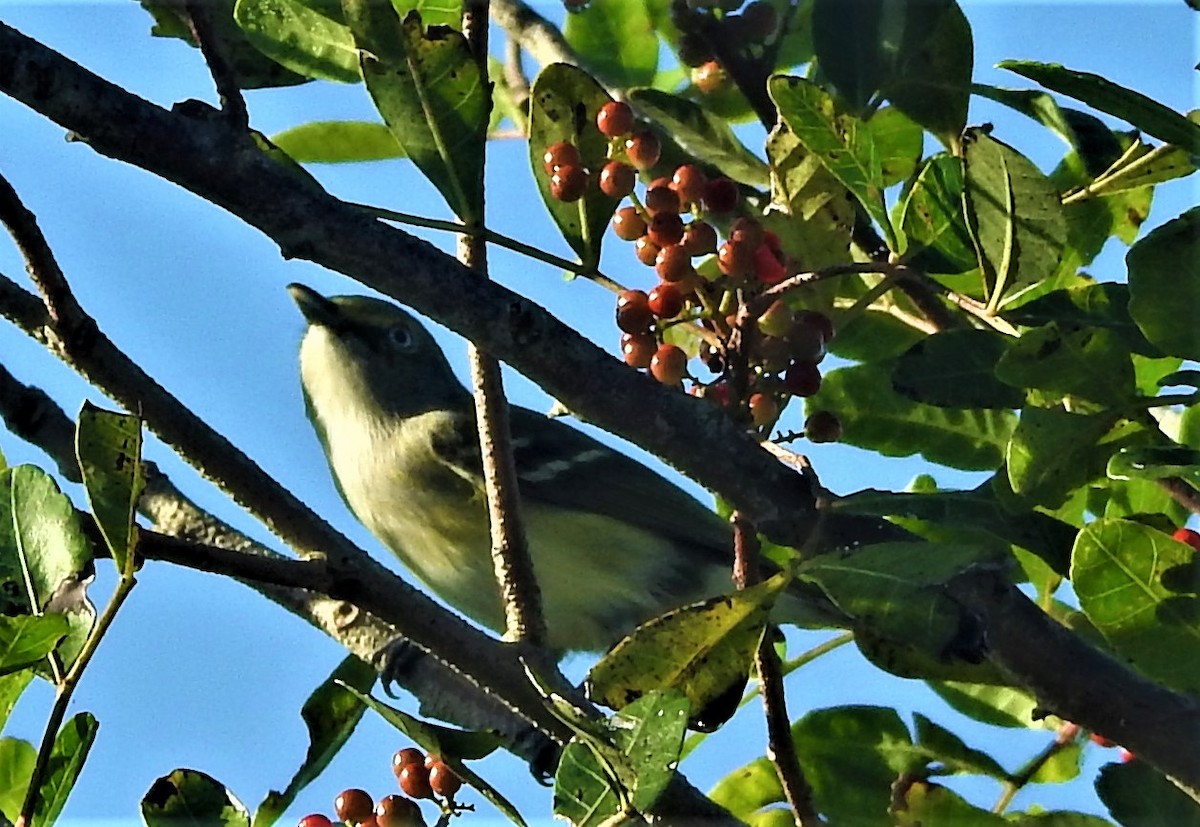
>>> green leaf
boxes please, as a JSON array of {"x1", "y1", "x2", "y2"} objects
[
  {"x1": 552, "y1": 739, "x2": 622, "y2": 826},
  {"x1": 76, "y1": 402, "x2": 143, "y2": 574},
  {"x1": 801, "y1": 542, "x2": 1001, "y2": 678},
  {"x1": 962, "y1": 129, "x2": 1068, "y2": 307},
  {"x1": 763, "y1": 124, "x2": 855, "y2": 269},
  {"x1": 1006, "y1": 283, "x2": 1157, "y2": 358},
  {"x1": 811, "y1": 0, "x2": 885, "y2": 111},
  {"x1": 564, "y1": 0, "x2": 657, "y2": 89},
  {"x1": 339, "y1": 686, "x2": 519, "y2": 825},
  {"x1": 892, "y1": 329, "x2": 1025, "y2": 409},
  {"x1": 708, "y1": 757, "x2": 784, "y2": 820},
  {"x1": 868, "y1": 107, "x2": 924, "y2": 186},
  {"x1": 613, "y1": 691, "x2": 689, "y2": 810},
  {"x1": 769, "y1": 75, "x2": 896, "y2": 250},
  {"x1": 344, "y1": 4, "x2": 486, "y2": 222},
  {"x1": 233, "y1": 0, "x2": 359, "y2": 83},
  {"x1": 913, "y1": 713, "x2": 1008, "y2": 778},
  {"x1": 0, "y1": 615, "x2": 69, "y2": 675},
  {"x1": 1013, "y1": 811, "x2": 1115, "y2": 827},
  {"x1": 999, "y1": 61, "x2": 1200, "y2": 156},
  {"x1": 142, "y1": 769, "x2": 250, "y2": 827},
  {"x1": 528, "y1": 63, "x2": 623, "y2": 271},
  {"x1": 252, "y1": 655, "x2": 377, "y2": 827},
  {"x1": 1128, "y1": 207, "x2": 1200, "y2": 360},
  {"x1": 389, "y1": 0, "x2": 461, "y2": 30},
  {"x1": 896, "y1": 781, "x2": 1009, "y2": 826},
  {"x1": 271, "y1": 121, "x2": 403, "y2": 163},
  {"x1": 808, "y1": 364, "x2": 1017, "y2": 471},
  {"x1": 1072, "y1": 519, "x2": 1200, "y2": 694},
  {"x1": 827, "y1": 308, "x2": 925, "y2": 362},
  {"x1": 1107, "y1": 446, "x2": 1200, "y2": 483},
  {"x1": 1006, "y1": 406, "x2": 1121, "y2": 509},
  {"x1": 0, "y1": 670, "x2": 33, "y2": 732},
  {"x1": 1077, "y1": 143, "x2": 1196, "y2": 200},
  {"x1": 34, "y1": 711, "x2": 98, "y2": 827},
  {"x1": 881, "y1": 1, "x2": 973, "y2": 143},
  {"x1": 897, "y1": 153, "x2": 978, "y2": 273},
  {"x1": 927, "y1": 681, "x2": 1057, "y2": 730},
  {"x1": 0, "y1": 737, "x2": 36, "y2": 822},
  {"x1": 995, "y1": 322, "x2": 1136, "y2": 406},
  {"x1": 628, "y1": 89, "x2": 770, "y2": 187},
  {"x1": 6, "y1": 466, "x2": 93, "y2": 613},
  {"x1": 792, "y1": 706, "x2": 915, "y2": 827},
  {"x1": 1096, "y1": 759, "x2": 1200, "y2": 827},
  {"x1": 1029, "y1": 741, "x2": 1082, "y2": 784},
  {"x1": 586, "y1": 575, "x2": 784, "y2": 723}
]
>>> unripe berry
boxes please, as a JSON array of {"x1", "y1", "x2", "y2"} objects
[
  {"x1": 398, "y1": 763, "x2": 434, "y2": 800},
  {"x1": 599, "y1": 161, "x2": 636, "y2": 198},
  {"x1": 542, "y1": 141, "x2": 580, "y2": 172},
  {"x1": 681, "y1": 220, "x2": 718, "y2": 255},
  {"x1": 804, "y1": 410, "x2": 842, "y2": 442},
  {"x1": 335, "y1": 789, "x2": 374, "y2": 825},
  {"x1": 298, "y1": 815, "x2": 333, "y2": 827},
  {"x1": 616, "y1": 289, "x2": 653, "y2": 334},
  {"x1": 375, "y1": 795, "x2": 422, "y2": 827},
  {"x1": 672, "y1": 164, "x2": 707, "y2": 207},
  {"x1": 428, "y1": 761, "x2": 463, "y2": 798},
  {"x1": 1172, "y1": 527, "x2": 1200, "y2": 551},
  {"x1": 784, "y1": 361, "x2": 822, "y2": 397},
  {"x1": 644, "y1": 184, "x2": 681, "y2": 216},
  {"x1": 749, "y1": 392, "x2": 779, "y2": 427},
  {"x1": 625, "y1": 131, "x2": 662, "y2": 170},
  {"x1": 550, "y1": 164, "x2": 588, "y2": 202},
  {"x1": 647, "y1": 212, "x2": 685, "y2": 247},
  {"x1": 650, "y1": 344, "x2": 688, "y2": 385},
  {"x1": 596, "y1": 100, "x2": 634, "y2": 137},
  {"x1": 621, "y1": 332, "x2": 656, "y2": 368},
  {"x1": 701, "y1": 176, "x2": 739, "y2": 213},
  {"x1": 648, "y1": 283, "x2": 685, "y2": 318},
  {"x1": 612, "y1": 206, "x2": 647, "y2": 240},
  {"x1": 692, "y1": 60, "x2": 729, "y2": 95},
  {"x1": 655, "y1": 244, "x2": 695, "y2": 283}
]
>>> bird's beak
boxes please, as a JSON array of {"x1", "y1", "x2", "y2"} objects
[{"x1": 288, "y1": 283, "x2": 342, "y2": 329}]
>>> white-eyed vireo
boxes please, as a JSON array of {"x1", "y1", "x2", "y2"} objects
[{"x1": 289, "y1": 283, "x2": 840, "y2": 652}]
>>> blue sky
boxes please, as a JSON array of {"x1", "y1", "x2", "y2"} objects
[{"x1": 0, "y1": 1, "x2": 1196, "y2": 824}]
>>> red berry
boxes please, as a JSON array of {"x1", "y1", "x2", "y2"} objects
[
  {"x1": 650, "y1": 343, "x2": 688, "y2": 385},
  {"x1": 647, "y1": 212, "x2": 685, "y2": 247},
  {"x1": 681, "y1": 220, "x2": 718, "y2": 255},
  {"x1": 374, "y1": 795, "x2": 422, "y2": 827},
  {"x1": 672, "y1": 164, "x2": 707, "y2": 207},
  {"x1": 784, "y1": 361, "x2": 822, "y2": 397},
  {"x1": 392, "y1": 747, "x2": 424, "y2": 776},
  {"x1": 612, "y1": 206, "x2": 647, "y2": 241},
  {"x1": 298, "y1": 815, "x2": 333, "y2": 827},
  {"x1": 596, "y1": 100, "x2": 634, "y2": 137},
  {"x1": 1172, "y1": 527, "x2": 1200, "y2": 551},
  {"x1": 550, "y1": 164, "x2": 588, "y2": 202},
  {"x1": 398, "y1": 763, "x2": 434, "y2": 799},
  {"x1": 717, "y1": 239, "x2": 753, "y2": 278},
  {"x1": 625, "y1": 131, "x2": 662, "y2": 170},
  {"x1": 655, "y1": 244, "x2": 696, "y2": 283},
  {"x1": 804, "y1": 410, "x2": 841, "y2": 442},
  {"x1": 428, "y1": 761, "x2": 462, "y2": 798},
  {"x1": 616, "y1": 289, "x2": 653, "y2": 334},
  {"x1": 788, "y1": 319, "x2": 827, "y2": 364},
  {"x1": 599, "y1": 161, "x2": 636, "y2": 198},
  {"x1": 795, "y1": 309, "x2": 834, "y2": 343},
  {"x1": 702, "y1": 177, "x2": 739, "y2": 213},
  {"x1": 335, "y1": 789, "x2": 374, "y2": 825},
  {"x1": 542, "y1": 141, "x2": 580, "y2": 172},
  {"x1": 749, "y1": 392, "x2": 779, "y2": 426},
  {"x1": 644, "y1": 184, "x2": 681, "y2": 216},
  {"x1": 729, "y1": 217, "x2": 764, "y2": 248},
  {"x1": 753, "y1": 242, "x2": 787, "y2": 284},
  {"x1": 635, "y1": 235, "x2": 662, "y2": 266},
  {"x1": 692, "y1": 60, "x2": 729, "y2": 95},
  {"x1": 621, "y1": 332, "x2": 656, "y2": 368},
  {"x1": 648, "y1": 283, "x2": 685, "y2": 318}
]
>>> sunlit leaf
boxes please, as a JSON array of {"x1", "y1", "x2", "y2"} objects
[
  {"x1": 1128, "y1": 207, "x2": 1200, "y2": 360},
  {"x1": 233, "y1": 0, "x2": 359, "y2": 83},
  {"x1": 271, "y1": 121, "x2": 404, "y2": 163}
]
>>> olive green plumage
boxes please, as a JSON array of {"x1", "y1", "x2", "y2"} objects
[{"x1": 289, "y1": 283, "x2": 839, "y2": 652}]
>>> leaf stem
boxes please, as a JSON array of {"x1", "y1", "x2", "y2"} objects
[{"x1": 991, "y1": 717, "x2": 1079, "y2": 813}]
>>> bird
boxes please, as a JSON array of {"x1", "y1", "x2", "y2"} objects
[{"x1": 288, "y1": 282, "x2": 842, "y2": 654}]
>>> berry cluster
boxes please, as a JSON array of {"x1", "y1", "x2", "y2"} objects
[
  {"x1": 672, "y1": 1, "x2": 779, "y2": 93},
  {"x1": 296, "y1": 747, "x2": 462, "y2": 827}
]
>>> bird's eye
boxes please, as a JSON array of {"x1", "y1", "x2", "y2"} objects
[{"x1": 387, "y1": 325, "x2": 416, "y2": 350}]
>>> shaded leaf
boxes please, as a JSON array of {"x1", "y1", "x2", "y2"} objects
[
  {"x1": 896, "y1": 780, "x2": 1009, "y2": 826},
  {"x1": 808, "y1": 364, "x2": 1017, "y2": 471},
  {"x1": 892, "y1": 329, "x2": 1024, "y2": 409},
  {"x1": 271, "y1": 121, "x2": 404, "y2": 163},
  {"x1": 869, "y1": 107, "x2": 924, "y2": 186},
  {"x1": 1072, "y1": 519, "x2": 1200, "y2": 694},
  {"x1": 897, "y1": 153, "x2": 978, "y2": 273},
  {"x1": 564, "y1": 0, "x2": 657, "y2": 89},
  {"x1": 0, "y1": 614, "x2": 70, "y2": 676},
  {"x1": 881, "y1": 1, "x2": 973, "y2": 143},
  {"x1": 142, "y1": 769, "x2": 250, "y2": 827},
  {"x1": 995, "y1": 322, "x2": 1136, "y2": 406},
  {"x1": 76, "y1": 402, "x2": 143, "y2": 574},
  {"x1": 810, "y1": 0, "x2": 885, "y2": 111},
  {"x1": 1096, "y1": 759, "x2": 1200, "y2": 827},
  {"x1": 1128, "y1": 207, "x2": 1200, "y2": 360},
  {"x1": 764, "y1": 124, "x2": 855, "y2": 269},
  {"x1": 1006, "y1": 406, "x2": 1121, "y2": 509},
  {"x1": 913, "y1": 713, "x2": 1008, "y2": 778},
  {"x1": 1000, "y1": 61, "x2": 1200, "y2": 155},
  {"x1": 35, "y1": 711, "x2": 98, "y2": 827},
  {"x1": 1107, "y1": 445, "x2": 1200, "y2": 483},
  {"x1": 1005, "y1": 283, "x2": 1157, "y2": 358},
  {"x1": 345, "y1": 4, "x2": 486, "y2": 222},
  {"x1": 233, "y1": 0, "x2": 359, "y2": 83},
  {"x1": 708, "y1": 757, "x2": 784, "y2": 820}
]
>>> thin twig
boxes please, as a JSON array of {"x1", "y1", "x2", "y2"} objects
[
  {"x1": 182, "y1": 0, "x2": 248, "y2": 129},
  {"x1": 1159, "y1": 476, "x2": 1200, "y2": 517},
  {"x1": 992, "y1": 723, "x2": 1080, "y2": 814}
]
